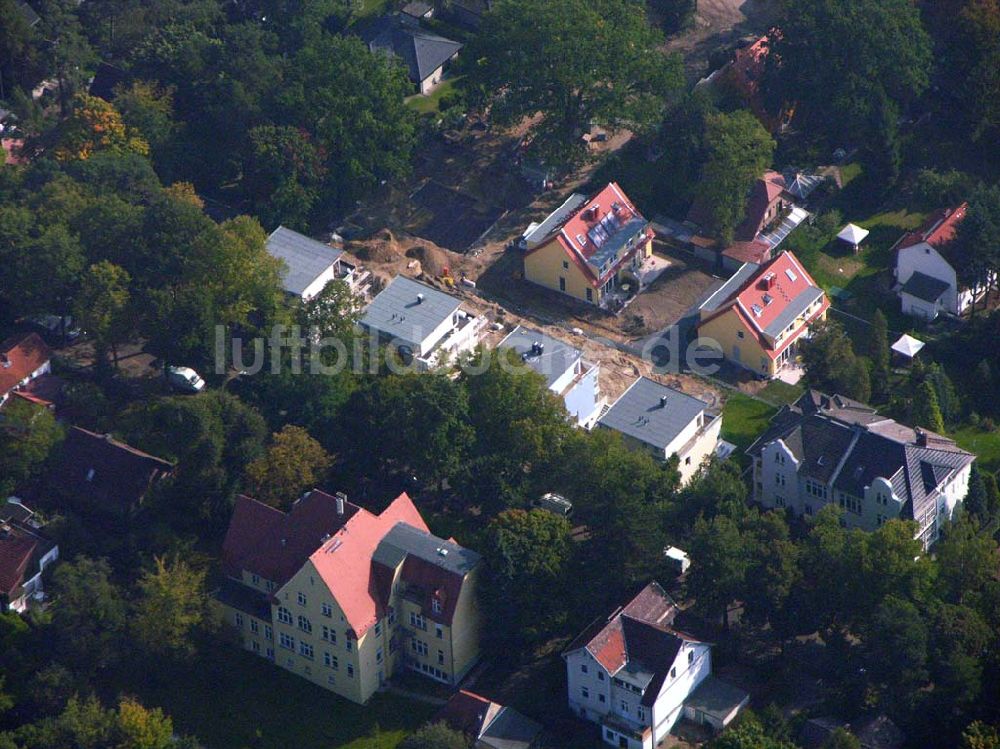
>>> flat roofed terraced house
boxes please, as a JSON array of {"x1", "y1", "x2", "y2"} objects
[{"x1": 265, "y1": 226, "x2": 370, "y2": 300}]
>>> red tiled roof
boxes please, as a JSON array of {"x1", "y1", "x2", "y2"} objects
[
  {"x1": 310, "y1": 493, "x2": 428, "y2": 636},
  {"x1": 723, "y1": 239, "x2": 772, "y2": 265},
  {"x1": 0, "y1": 526, "x2": 37, "y2": 597},
  {"x1": 435, "y1": 691, "x2": 503, "y2": 738},
  {"x1": 699, "y1": 251, "x2": 829, "y2": 360},
  {"x1": 0, "y1": 333, "x2": 50, "y2": 398},
  {"x1": 730, "y1": 36, "x2": 771, "y2": 99},
  {"x1": 525, "y1": 182, "x2": 653, "y2": 288},
  {"x1": 896, "y1": 203, "x2": 967, "y2": 251},
  {"x1": 735, "y1": 171, "x2": 788, "y2": 241}
]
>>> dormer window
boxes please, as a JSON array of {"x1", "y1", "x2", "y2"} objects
[
  {"x1": 432, "y1": 598, "x2": 442, "y2": 614},
  {"x1": 86, "y1": 468, "x2": 95, "y2": 482}
]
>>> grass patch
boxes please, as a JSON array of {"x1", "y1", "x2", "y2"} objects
[
  {"x1": 108, "y1": 645, "x2": 435, "y2": 749},
  {"x1": 405, "y1": 76, "x2": 464, "y2": 116},
  {"x1": 722, "y1": 393, "x2": 777, "y2": 464},
  {"x1": 353, "y1": 0, "x2": 392, "y2": 21},
  {"x1": 953, "y1": 426, "x2": 1000, "y2": 474},
  {"x1": 759, "y1": 379, "x2": 804, "y2": 406}
]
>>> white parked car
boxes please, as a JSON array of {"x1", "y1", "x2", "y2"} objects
[{"x1": 166, "y1": 366, "x2": 206, "y2": 393}]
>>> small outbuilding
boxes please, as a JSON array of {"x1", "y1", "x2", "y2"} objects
[
  {"x1": 837, "y1": 223, "x2": 870, "y2": 253},
  {"x1": 890, "y1": 333, "x2": 925, "y2": 364}
]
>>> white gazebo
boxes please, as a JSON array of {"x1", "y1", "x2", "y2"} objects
[
  {"x1": 891, "y1": 333, "x2": 925, "y2": 363},
  {"x1": 837, "y1": 223, "x2": 870, "y2": 253}
]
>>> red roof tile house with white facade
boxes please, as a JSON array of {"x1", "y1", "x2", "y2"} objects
[
  {"x1": 564, "y1": 583, "x2": 748, "y2": 749},
  {"x1": 217, "y1": 489, "x2": 481, "y2": 704},
  {"x1": 0, "y1": 333, "x2": 51, "y2": 406},
  {"x1": 521, "y1": 183, "x2": 654, "y2": 307},
  {"x1": 696, "y1": 251, "x2": 829, "y2": 379}
]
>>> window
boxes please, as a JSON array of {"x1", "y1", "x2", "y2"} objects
[
  {"x1": 376, "y1": 648, "x2": 384, "y2": 665},
  {"x1": 410, "y1": 612, "x2": 427, "y2": 631},
  {"x1": 435, "y1": 624, "x2": 444, "y2": 640},
  {"x1": 597, "y1": 671, "x2": 605, "y2": 681},
  {"x1": 559, "y1": 277, "x2": 566, "y2": 292},
  {"x1": 297, "y1": 592, "x2": 307, "y2": 606},
  {"x1": 838, "y1": 493, "x2": 862, "y2": 515},
  {"x1": 235, "y1": 613, "x2": 244, "y2": 627},
  {"x1": 322, "y1": 626, "x2": 330, "y2": 641},
  {"x1": 325, "y1": 652, "x2": 339, "y2": 670},
  {"x1": 251, "y1": 574, "x2": 260, "y2": 586},
  {"x1": 277, "y1": 607, "x2": 292, "y2": 625},
  {"x1": 266, "y1": 580, "x2": 275, "y2": 592},
  {"x1": 250, "y1": 619, "x2": 259, "y2": 634},
  {"x1": 321, "y1": 602, "x2": 333, "y2": 617},
  {"x1": 877, "y1": 513, "x2": 888, "y2": 527},
  {"x1": 264, "y1": 625, "x2": 273, "y2": 641},
  {"x1": 776, "y1": 496, "x2": 785, "y2": 508},
  {"x1": 620, "y1": 700, "x2": 629, "y2": 713},
  {"x1": 688, "y1": 651, "x2": 694, "y2": 664},
  {"x1": 345, "y1": 639, "x2": 352, "y2": 652},
  {"x1": 581, "y1": 664, "x2": 589, "y2": 674},
  {"x1": 737, "y1": 330, "x2": 745, "y2": 339},
  {"x1": 374, "y1": 622, "x2": 382, "y2": 638},
  {"x1": 266, "y1": 647, "x2": 274, "y2": 660},
  {"x1": 298, "y1": 615, "x2": 312, "y2": 634},
  {"x1": 388, "y1": 609, "x2": 397, "y2": 626},
  {"x1": 581, "y1": 687, "x2": 590, "y2": 699},
  {"x1": 438, "y1": 650, "x2": 445, "y2": 665},
  {"x1": 432, "y1": 598, "x2": 442, "y2": 614},
  {"x1": 670, "y1": 667, "x2": 676, "y2": 679},
  {"x1": 606, "y1": 729, "x2": 614, "y2": 740},
  {"x1": 805, "y1": 504, "x2": 813, "y2": 515},
  {"x1": 586, "y1": 288, "x2": 593, "y2": 302},
  {"x1": 637, "y1": 706, "x2": 646, "y2": 721},
  {"x1": 347, "y1": 665, "x2": 354, "y2": 678},
  {"x1": 412, "y1": 639, "x2": 428, "y2": 657},
  {"x1": 251, "y1": 640, "x2": 261, "y2": 653},
  {"x1": 775, "y1": 473, "x2": 785, "y2": 487},
  {"x1": 279, "y1": 633, "x2": 295, "y2": 651},
  {"x1": 562, "y1": 260, "x2": 569, "y2": 269},
  {"x1": 299, "y1": 642, "x2": 314, "y2": 659},
  {"x1": 327, "y1": 675, "x2": 336, "y2": 686}
]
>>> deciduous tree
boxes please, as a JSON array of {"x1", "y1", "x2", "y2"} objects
[
  {"x1": 131, "y1": 556, "x2": 209, "y2": 658},
  {"x1": 244, "y1": 425, "x2": 332, "y2": 508}
]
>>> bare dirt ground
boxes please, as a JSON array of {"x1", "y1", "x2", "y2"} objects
[{"x1": 667, "y1": 0, "x2": 779, "y2": 80}]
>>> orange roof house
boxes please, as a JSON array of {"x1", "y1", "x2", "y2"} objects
[
  {"x1": 521, "y1": 182, "x2": 654, "y2": 307},
  {"x1": 218, "y1": 489, "x2": 481, "y2": 704},
  {"x1": 696, "y1": 251, "x2": 829, "y2": 378},
  {"x1": 894, "y1": 203, "x2": 967, "y2": 252},
  {"x1": 0, "y1": 333, "x2": 51, "y2": 405}
]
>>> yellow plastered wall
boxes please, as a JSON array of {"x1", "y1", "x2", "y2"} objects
[
  {"x1": 448, "y1": 567, "x2": 481, "y2": 681},
  {"x1": 697, "y1": 310, "x2": 775, "y2": 377},
  {"x1": 523, "y1": 239, "x2": 599, "y2": 304}
]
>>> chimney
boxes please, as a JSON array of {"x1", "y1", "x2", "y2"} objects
[
  {"x1": 915, "y1": 428, "x2": 928, "y2": 447},
  {"x1": 335, "y1": 491, "x2": 347, "y2": 516},
  {"x1": 659, "y1": 395, "x2": 668, "y2": 408},
  {"x1": 416, "y1": 293, "x2": 425, "y2": 304},
  {"x1": 0, "y1": 353, "x2": 9, "y2": 368}
]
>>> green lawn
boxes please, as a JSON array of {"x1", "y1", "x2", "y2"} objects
[
  {"x1": 353, "y1": 0, "x2": 392, "y2": 21},
  {"x1": 953, "y1": 426, "x2": 1000, "y2": 474},
  {"x1": 405, "y1": 76, "x2": 463, "y2": 115},
  {"x1": 758, "y1": 380, "x2": 804, "y2": 406},
  {"x1": 722, "y1": 393, "x2": 777, "y2": 465},
  {"x1": 109, "y1": 646, "x2": 435, "y2": 749}
]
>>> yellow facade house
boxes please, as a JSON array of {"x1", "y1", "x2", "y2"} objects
[
  {"x1": 695, "y1": 251, "x2": 829, "y2": 379},
  {"x1": 217, "y1": 489, "x2": 481, "y2": 704},
  {"x1": 521, "y1": 182, "x2": 654, "y2": 307}
]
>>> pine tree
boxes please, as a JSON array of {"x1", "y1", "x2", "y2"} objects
[{"x1": 913, "y1": 380, "x2": 946, "y2": 433}]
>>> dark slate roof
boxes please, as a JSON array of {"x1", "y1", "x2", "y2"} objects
[
  {"x1": 40, "y1": 427, "x2": 173, "y2": 515},
  {"x1": 374, "y1": 522, "x2": 480, "y2": 578},
  {"x1": 900, "y1": 271, "x2": 950, "y2": 304},
  {"x1": 360, "y1": 275, "x2": 462, "y2": 351},
  {"x1": 747, "y1": 391, "x2": 974, "y2": 522},
  {"x1": 478, "y1": 707, "x2": 543, "y2": 749},
  {"x1": 88, "y1": 62, "x2": 127, "y2": 102},
  {"x1": 215, "y1": 577, "x2": 271, "y2": 620},
  {"x1": 598, "y1": 377, "x2": 709, "y2": 451},
  {"x1": 360, "y1": 15, "x2": 462, "y2": 84},
  {"x1": 16, "y1": 1, "x2": 40, "y2": 27},
  {"x1": 697, "y1": 262, "x2": 761, "y2": 314},
  {"x1": 497, "y1": 325, "x2": 581, "y2": 389},
  {"x1": 266, "y1": 226, "x2": 343, "y2": 297}
]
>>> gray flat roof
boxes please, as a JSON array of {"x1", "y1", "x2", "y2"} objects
[
  {"x1": 761, "y1": 286, "x2": 824, "y2": 338},
  {"x1": 598, "y1": 377, "x2": 708, "y2": 450},
  {"x1": 698, "y1": 262, "x2": 761, "y2": 313},
  {"x1": 361, "y1": 276, "x2": 462, "y2": 350},
  {"x1": 498, "y1": 325, "x2": 581, "y2": 389},
  {"x1": 266, "y1": 226, "x2": 343, "y2": 296},
  {"x1": 374, "y1": 522, "x2": 481, "y2": 576},
  {"x1": 526, "y1": 193, "x2": 588, "y2": 245},
  {"x1": 684, "y1": 676, "x2": 749, "y2": 720}
]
